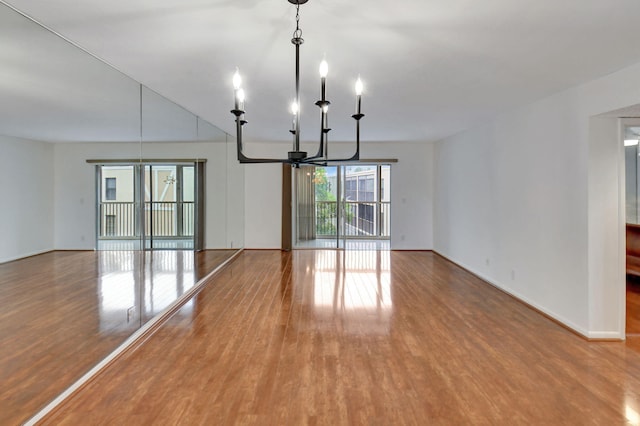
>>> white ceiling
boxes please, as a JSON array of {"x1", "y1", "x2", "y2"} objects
[{"x1": 5, "y1": 0, "x2": 640, "y2": 144}]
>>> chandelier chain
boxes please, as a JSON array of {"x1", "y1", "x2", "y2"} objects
[{"x1": 293, "y1": 3, "x2": 302, "y2": 40}]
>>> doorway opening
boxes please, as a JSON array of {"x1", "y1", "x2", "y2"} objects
[
  {"x1": 96, "y1": 162, "x2": 204, "y2": 251},
  {"x1": 293, "y1": 164, "x2": 391, "y2": 250},
  {"x1": 625, "y1": 126, "x2": 640, "y2": 335}
]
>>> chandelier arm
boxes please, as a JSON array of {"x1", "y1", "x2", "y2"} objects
[
  {"x1": 306, "y1": 114, "x2": 364, "y2": 163},
  {"x1": 238, "y1": 155, "x2": 291, "y2": 164},
  {"x1": 319, "y1": 109, "x2": 325, "y2": 158},
  {"x1": 322, "y1": 106, "x2": 328, "y2": 159},
  {"x1": 324, "y1": 127, "x2": 329, "y2": 159},
  {"x1": 232, "y1": 110, "x2": 246, "y2": 162},
  {"x1": 305, "y1": 146, "x2": 324, "y2": 162},
  {"x1": 310, "y1": 153, "x2": 359, "y2": 163},
  {"x1": 305, "y1": 134, "x2": 329, "y2": 161},
  {"x1": 305, "y1": 111, "x2": 326, "y2": 161},
  {"x1": 306, "y1": 98, "x2": 332, "y2": 162},
  {"x1": 234, "y1": 112, "x2": 291, "y2": 164},
  {"x1": 299, "y1": 161, "x2": 329, "y2": 167},
  {"x1": 300, "y1": 157, "x2": 355, "y2": 167},
  {"x1": 354, "y1": 114, "x2": 361, "y2": 160},
  {"x1": 302, "y1": 146, "x2": 359, "y2": 163},
  {"x1": 236, "y1": 147, "x2": 358, "y2": 165}
]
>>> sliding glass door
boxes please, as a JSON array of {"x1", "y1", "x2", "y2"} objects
[
  {"x1": 97, "y1": 162, "x2": 202, "y2": 250},
  {"x1": 294, "y1": 164, "x2": 390, "y2": 249}
]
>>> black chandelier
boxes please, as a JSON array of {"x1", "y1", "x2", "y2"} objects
[{"x1": 230, "y1": 0, "x2": 365, "y2": 166}]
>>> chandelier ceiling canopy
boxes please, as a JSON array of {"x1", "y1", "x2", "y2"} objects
[{"x1": 231, "y1": 0, "x2": 365, "y2": 166}]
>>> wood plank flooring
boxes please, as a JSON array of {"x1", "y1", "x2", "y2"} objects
[
  {"x1": 39, "y1": 250, "x2": 640, "y2": 425},
  {"x1": 0, "y1": 249, "x2": 236, "y2": 426}
]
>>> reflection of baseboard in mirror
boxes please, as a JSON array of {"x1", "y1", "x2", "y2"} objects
[{"x1": 0, "y1": 2, "x2": 244, "y2": 424}]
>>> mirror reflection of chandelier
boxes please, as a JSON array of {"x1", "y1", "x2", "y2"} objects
[{"x1": 230, "y1": 0, "x2": 365, "y2": 166}]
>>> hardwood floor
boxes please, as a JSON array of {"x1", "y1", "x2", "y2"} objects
[
  {"x1": 37, "y1": 250, "x2": 640, "y2": 425},
  {"x1": 0, "y1": 249, "x2": 236, "y2": 426}
]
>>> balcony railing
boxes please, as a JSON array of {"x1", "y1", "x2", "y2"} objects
[
  {"x1": 98, "y1": 201, "x2": 194, "y2": 239},
  {"x1": 316, "y1": 200, "x2": 390, "y2": 238},
  {"x1": 100, "y1": 202, "x2": 135, "y2": 237}
]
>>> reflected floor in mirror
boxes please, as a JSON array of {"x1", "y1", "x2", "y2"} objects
[
  {"x1": 39, "y1": 250, "x2": 640, "y2": 424},
  {"x1": 0, "y1": 249, "x2": 236, "y2": 425}
]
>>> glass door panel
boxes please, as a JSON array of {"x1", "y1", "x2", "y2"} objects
[
  {"x1": 316, "y1": 166, "x2": 338, "y2": 247},
  {"x1": 144, "y1": 164, "x2": 194, "y2": 250},
  {"x1": 337, "y1": 165, "x2": 346, "y2": 249},
  {"x1": 380, "y1": 165, "x2": 391, "y2": 238},
  {"x1": 294, "y1": 166, "x2": 339, "y2": 248},
  {"x1": 181, "y1": 166, "x2": 195, "y2": 239},
  {"x1": 343, "y1": 165, "x2": 377, "y2": 238},
  {"x1": 97, "y1": 165, "x2": 141, "y2": 250}
]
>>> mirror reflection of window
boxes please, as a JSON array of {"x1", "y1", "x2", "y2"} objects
[
  {"x1": 105, "y1": 178, "x2": 116, "y2": 201},
  {"x1": 101, "y1": 166, "x2": 134, "y2": 203}
]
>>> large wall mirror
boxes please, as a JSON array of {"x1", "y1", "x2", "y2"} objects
[{"x1": 0, "y1": 2, "x2": 244, "y2": 423}]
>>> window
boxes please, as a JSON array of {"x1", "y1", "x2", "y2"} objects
[{"x1": 105, "y1": 177, "x2": 116, "y2": 201}]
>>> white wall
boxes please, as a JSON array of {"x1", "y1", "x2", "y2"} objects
[
  {"x1": 434, "y1": 60, "x2": 640, "y2": 338},
  {"x1": 244, "y1": 162, "x2": 282, "y2": 249},
  {"x1": 243, "y1": 141, "x2": 434, "y2": 249},
  {"x1": 53, "y1": 141, "x2": 231, "y2": 250},
  {"x1": 379, "y1": 142, "x2": 434, "y2": 250},
  {"x1": 0, "y1": 135, "x2": 55, "y2": 263},
  {"x1": 241, "y1": 142, "x2": 283, "y2": 249}
]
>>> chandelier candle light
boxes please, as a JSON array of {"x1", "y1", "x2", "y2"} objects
[{"x1": 230, "y1": 0, "x2": 365, "y2": 166}]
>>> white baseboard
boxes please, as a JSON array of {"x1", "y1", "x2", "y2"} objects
[
  {"x1": 588, "y1": 331, "x2": 625, "y2": 340},
  {"x1": 433, "y1": 250, "x2": 615, "y2": 340},
  {"x1": 0, "y1": 248, "x2": 53, "y2": 264}
]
